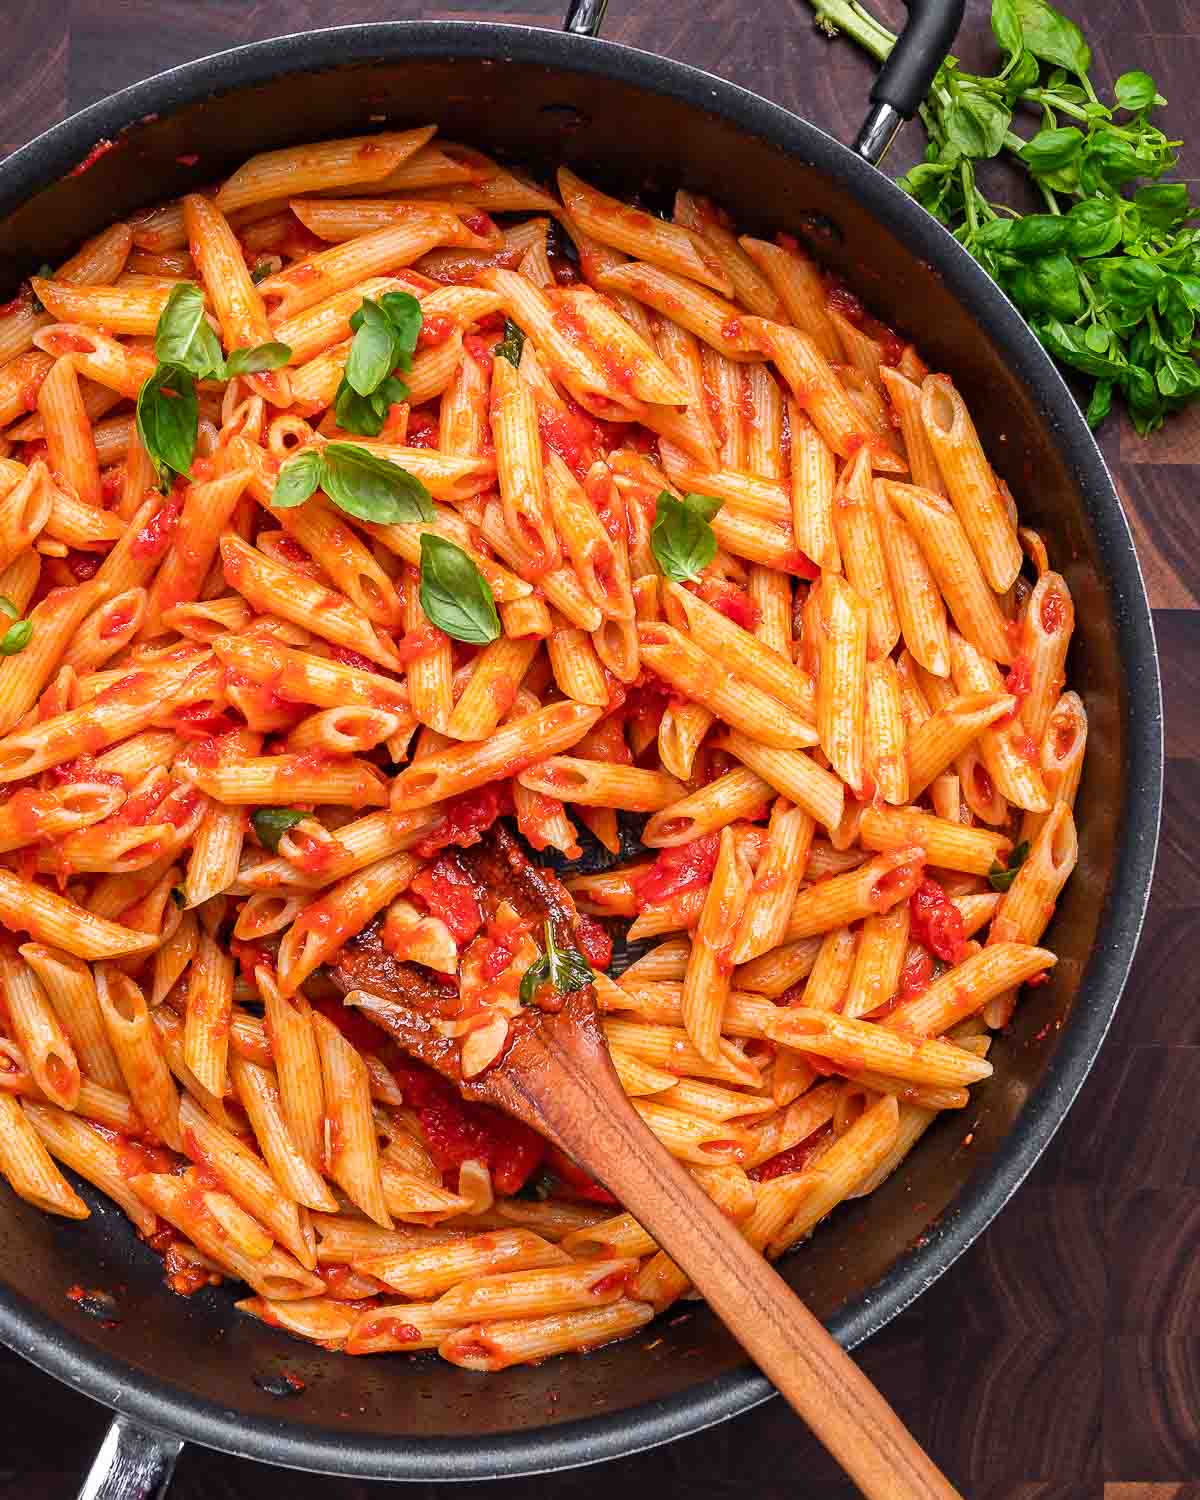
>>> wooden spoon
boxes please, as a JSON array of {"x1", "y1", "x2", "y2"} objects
[{"x1": 346, "y1": 983, "x2": 962, "y2": 1500}]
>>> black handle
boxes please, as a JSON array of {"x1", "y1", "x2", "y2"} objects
[
  {"x1": 854, "y1": 0, "x2": 963, "y2": 165},
  {"x1": 563, "y1": 0, "x2": 608, "y2": 36}
]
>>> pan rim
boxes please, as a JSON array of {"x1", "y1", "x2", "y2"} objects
[{"x1": 0, "y1": 18, "x2": 1163, "y2": 1481}]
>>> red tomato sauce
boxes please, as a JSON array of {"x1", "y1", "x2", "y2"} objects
[
  {"x1": 409, "y1": 855, "x2": 484, "y2": 944},
  {"x1": 414, "y1": 782, "x2": 514, "y2": 859},
  {"x1": 632, "y1": 833, "x2": 721, "y2": 911},
  {"x1": 748, "y1": 1123, "x2": 833, "y2": 1183},
  {"x1": 909, "y1": 878, "x2": 965, "y2": 965},
  {"x1": 574, "y1": 913, "x2": 612, "y2": 971}
]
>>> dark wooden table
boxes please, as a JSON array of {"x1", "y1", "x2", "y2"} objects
[{"x1": 0, "y1": 0, "x2": 1193, "y2": 1494}]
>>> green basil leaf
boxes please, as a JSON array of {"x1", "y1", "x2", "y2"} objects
[
  {"x1": 519, "y1": 921, "x2": 592, "y2": 1007},
  {"x1": 1079, "y1": 134, "x2": 1143, "y2": 195},
  {"x1": 1017, "y1": 125, "x2": 1085, "y2": 175},
  {"x1": 1134, "y1": 184, "x2": 1193, "y2": 232},
  {"x1": 223, "y1": 341, "x2": 292, "y2": 378},
  {"x1": 271, "y1": 449, "x2": 323, "y2": 509},
  {"x1": 154, "y1": 283, "x2": 224, "y2": 378},
  {"x1": 943, "y1": 91, "x2": 1012, "y2": 159},
  {"x1": 251, "y1": 807, "x2": 307, "y2": 852},
  {"x1": 321, "y1": 442, "x2": 434, "y2": 524},
  {"x1": 250, "y1": 260, "x2": 274, "y2": 285},
  {"x1": 1156, "y1": 350, "x2": 1200, "y2": 398},
  {"x1": 1012, "y1": 0, "x2": 1090, "y2": 76},
  {"x1": 0, "y1": 596, "x2": 18, "y2": 621},
  {"x1": 418, "y1": 533, "x2": 500, "y2": 645},
  {"x1": 990, "y1": 0, "x2": 1023, "y2": 60},
  {"x1": 1004, "y1": 49, "x2": 1041, "y2": 100},
  {"x1": 1065, "y1": 197, "x2": 1123, "y2": 258},
  {"x1": 1035, "y1": 318, "x2": 1127, "y2": 379},
  {"x1": 0, "y1": 619, "x2": 33, "y2": 656},
  {"x1": 1005, "y1": 214, "x2": 1069, "y2": 256},
  {"x1": 514, "y1": 1167, "x2": 560, "y2": 1201},
  {"x1": 988, "y1": 840, "x2": 1031, "y2": 892},
  {"x1": 377, "y1": 291, "x2": 423, "y2": 373},
  {"x1": 651, "y1": 490, "x2": 723, "y2": 583},
  {"x1": 347, "y1": 298, "x2": 401, "y2": 395},
  {"x1": 1115, "y1": 70, "x2": 1160, "y2": 112},
  {"x1": 1085, "y1": 378, "x2": 1114, "y2": 426},
  {"x1": 1004, "y1": 252, "x2": 1083, "y2": 319},
  {"x1": 1095, "y1": 255, "x2": 1165, "y2": 317},
  {"x1": 136, "y1": 364, "x2": 198, "y2": 483},
  {"x1": 496, "y1": 318, "x2": 526, "y2": 367},
  {"x1": 333, "y1": 373, "x2": 409, "y2": 437}
]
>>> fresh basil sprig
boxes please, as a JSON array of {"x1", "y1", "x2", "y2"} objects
[
  {"x1": 806, "y1": 0, "x2": 1200, "y2": 435},
  {"x1": 650, "y1": 490, "x2": 723, "y2": 583},
  {"x1": 988, "y1": 840, "x2": 1031, "y2": 892},
  {"x1": 270, "y1": 443, "x2": 435, "y2": 525},
  {"x1": 332, "y1": 292, "x2": 423, "y2": 437},
  {"x1": 251, "y1": 807, "x2": 307, "y2": 852},
  {"x1": 0, "y1": 618, "x2": 33, "y2": 656},
  {"x1": 495, "y1": 318, "x2": 526, "y2": 367},
  {"x1": 138, "y1": 284, "x2": 291, "y2": 484},
  {"x1": 418, "y1": 534, "x2": 500, "y2": 644},
  {"x1": 518, "y1": 921, "x2": 595, "y2": 1008}
]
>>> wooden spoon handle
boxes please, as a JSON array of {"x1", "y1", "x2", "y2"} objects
[{"x1": 501, "y1": 1032, "x2": 962, "y2": 1500}]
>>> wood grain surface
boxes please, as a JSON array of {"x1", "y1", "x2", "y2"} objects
[{"x1": 0, "y1": 0, "x2": 1193, "y2": 1495}]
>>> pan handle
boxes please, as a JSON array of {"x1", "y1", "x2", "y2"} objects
[
  {"x1": 563, "y1": 0, "x2": 607, "y2": 36},
  {"x1": 854, "y1": 0, "x2": 964, "y2": 165},
  {"x1": 78, "y1": 1417, "x2": 182, "y2": 1500}
]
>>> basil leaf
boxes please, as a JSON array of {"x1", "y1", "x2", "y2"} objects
[
  {"x1": 154, "y1": 283, "x2": 224, "y2": 379},
  {"x1": 1004, "y1": 252, "x2": 1083, "y2": 320},
  {"x1": 1018, "y1": 126, "x2": 1084, "y2": 175},
  {"x1": 990, "y1": 0, "x2": 1023, "y2": 60},
  {"x1": 1013, "y1": 0, "x2": 1090, "y2": 76},
  {"x1": 1006, "y1": 214, "x2": 1069, "y2": 256},
  {"x1": 223, "y1": 341, "x2": 292, "y2": 378},
  {"x1": 419, "y1": 533, "x2": 499, "y2": 645},
  {"x1": 271, "y1": 449, "x2": 323, "y2": 509},
  {"x1": 988, "y1": 840, "x2": 1031, "y2": 892},
  {"x1": 944, "y1": 90, "x2": 1011, "y2": 160},
  {"x1": 1004, "y1": 49, "x2": 1040, "y2": 100},
  {"x1": 1156, "y1": 350, "x2": 1200, "y2": 399},
  {"x1": 651, "y1": 490, "x2": 723, "y2": 583},
  {"x1": 347, "y1": 298, "x2": 401, "y2": 395},
  {"x1": 250, "y1": 260, "x2": 274, "y2": 285},
  {"x1": 1065, "y1": 198, "x2": 1123, "y2": 259},
  {"x1": 321, "y1": 442, "x2": 434, "y2": 524},
  {"x1": 333, "y1": 371, "x2": 410, "y2": 437},
  {"x1": 1085, "y1": 378, "x2": 1114, "y2": 427},
  {"x1": 496, "y1": 318, "x2": 526, "y2": 367},
  {"x1": 1115, "y1": 70, "x2": 1159, "y2": 113},
  {"x1": 136, "y1": 364, "x2": 197, "y2": 483},
  {"x1": 518, "y1": 921, "x2": 593, "y2": 1007},
  {"x1": 1134, "y1": 184, "x2": 1193, "y2": 232},
  {"x1": 0, "y1": 596, "x2": 18, "y2": 621},
  {"x1": 0, "y1": 619, "x2": 33, "y2": 655},
  {"x1": 377, "y1": 291, "x2": 423, "y2": 373},
  {"x1": 251, "y1": 807, "x2": 306, "y2": 852}
]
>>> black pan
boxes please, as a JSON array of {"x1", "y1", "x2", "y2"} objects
[{"x1": 0, "y1": 3, "x2": 1162, "y2": 1494}]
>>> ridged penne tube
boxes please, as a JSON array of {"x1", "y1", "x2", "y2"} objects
[
  {"x1": 178, "y1": 750, "x2": 388, "y2": 808},
  {"x1": 631, "y1": 1099, "x2": 751, "y2": 1165},
  {"x1": 219, "y1": 534, "x2": 402, "y2": 670},
  {"x1": 601, "y1": 1018, "x2": 761, "y2": 1088},
  {"x1": 0, "y1": 1093, "x2": 88, "y2": 1219},
  {"x1": 57, "y1": 588, "x2": 145, "y2": 675},
  {"x1": 682, "y1": 826, "x2": 752, "y2": 1061},
  {"x1": 0, "y1": 350, "x2": 52, "y2": 426},
  {"x1": 311, "y1": 1012, "x2": 390, "y2": 1228},
  {"x1": 948, "y1": 630, "x2": 1051, "y2": 812},
  {"x1": 31, "y1": 278, "x2": 175, "y2": 335},
  {"x1": 738, "y1": 236, "x2": 842, "y2": 360},
  {"x1": 487, "y1": 353, "x2": 559, "y2": 575},
  {"x1": 162, "y1": 597, "x2": 253, "y2": 643},
  {"x1": 744, "y1": 317, "x2": 879, "y2": 463},
  {"x1": 355, "y1": 1227, "x2": 567, "y2": 1298},
  {"x1": 812, "y1": 572, "x2": 869, "y2": 795},
  {"x1": 183, "y1": 798, "x2": 248, "y2": 910},
  {"x1": 768, "y1": 1007, "x2": 992, "y2": 1089},
  {"x1": 434, "y1": 1257, "x2": 640, "y2": 1323},
  {"x1": 95, "y1": 966, "x2": 182, "y2": 1149},
  {"x1": 718, "y1": 729, "x2": 845, "y2": 833},
  {"x1": 841, "y1": 905, "x2": 911, "y2": 1020},
  {"x1": 990, "y1": 803, "x2": 1077, "y2": 950},
  {"x1": 0, "y1": 944, "x2": 80, "y2": 1109},
  {"x1": 347, "y1": 444, "x2": 495, "y2": 503},
  {"x1": 610, "y1": 1047, "x2": 676, "y2": 1096},
  {"x1": 799, "y1": 926, "x2": 858, "y2": 1013},
  {"x1": 439, "y1": 338, "x2": 491, "y2": 458},
  {"x1": 655, "y1": 702, "x2": 714, "y2": 781},
  {"x1": 23, "y1": 1102, "x2": 157, "y2": 1233},
  {"x1": 865, "y1": 657, "x2": 908, "y2": 806},
  {"x1": 342, "y1": 1302, "x2": 466, "y2": 1355},
  {"x1": 673, "y1": 192, "x2": 784, "y2": 317},
  {"x1": 38, "y1": 356, "x2": 102, "y2": 507},
  {"x1": 905, "y1": 690, "x2": 1015, "y2": 800},
  {"x1": 733, "y1": 936, "x2": 823, "y2": 999},
  {"x1": 748, "y1": 566, "x2": 791, "y2": 660},
  {"x1": 0, "y1": 870, "x2": 157, "y2": 960},
  {"x1": 1022, "y1": 691, "x2": 1088, "y2": 843},
  {"x1": 786, "y1": 406, "x2": 837, "y2": 573},
  {"x1": 150, "y1": 908, "x2": 198, "y2": 1007},
  {"x1": 178, "y1": 1094, "x2": 315, "y2": 1267},
  {"x1": 390, "y1": 701, "x2": 602, "y2": 810},
  {"x1": 556, "y1": 285, "x2": 691, "y2": 401},
  {"x1": 291, "y1": 197, "x2": 497, "y2": 249},
  {"x1": 256, "y1": 218, "x2": 455, "y2": 321},
  {"x1": 560, "y1": 1212, "x2": 658, "y2": 1260},
  {"x1": 884, "y1": 481, "x2": 1014, "y2": 665},
  {"x1": 276, "y1": 852, "x2": 418, "y2": 995},
  {"x1": 240, "y1": 809, "x2": 434, "y2": 893},
  {"x1": 883, "y1": 942, "x2": 1056, "y2": 1038},
  {"x1": 546, "y1": 623, "x2": 608, "y2": 707},
  {"x1": 921, "y1": 373, "x2": 1022, "y2": 591},
  {"x1": 214, "y1": 128, "x2": 435, "y2": 214},
  {"x1": 665, "y1": 582, "x2": 815, "y2": 720},
  {"x1": 284, "y1": 706, "x2": 401, "y2": 757},
  {"x1": 0, "y1": 551, "x2": 40, "y2": 615},
  {"x1": 0, "y1": 779, "x2": 122, "y2": 856},
  {"x1": 236, "y1": 1295, "x2": 358, "y2": 1350},
  {"x1": 658, "y1": 450, "x2": 791, "y2": 526},
  {"x1": 43, "y1": 487, "x2": 125, "y2": 554},
  {"x1": 211, "y1": 634, "x2": 408, "y2": 715},
  {"x1": 0, "y1": 459, "x2": 52, "y2": 572},
  {"x1": 731, "y1": 802, "x2": 815, "y2": 963},
  {"x1": 518, "y1": 758, "x2": 684, "y2": 812},
  {"x1": 141, "y1": 469, "x2": 252, "y2": 638},
  {"x1": 834, "y1": 446, "x2": 900, "y2": 660},
  {"x1": 19, "y1": 943, "x2": 123, "y2": 1093},
  {"x1": 548, "y1": 454, "x2": 633, "y2": 620},
  {"x1": 636, "y1": 623, "x2": 815, "y2": 750},
  {"x1": 859, "y1": 804, "x2": 1009, "y2": 876},
  {"x1": 34, "y1": 324, "x2": 156, "y2": 399},
  {"x1": 271, "y1": 274, "x2": 426, "y2": 363},
  {"x1": 443, "y1": 636, "x2": 539, "y2": 743},
  {"x1": 558, "y1": 168, "x2": 731, "y2": 295},
  {"x1": 764, "y1": 1095, "x2": 901, "y2": 1257},
  {"x1": 180, "y1": 929, "x2": 234, "y2": 1098},
  {"x1": 254, "y1": 973, "x2": 325, "y2": 1173},
  {"x1": 564, "y1": 865, "x2": 651, "y2": 919},
  {"x1": 642, "y1": 767, "x2": 775, "y2": 848},
  {"x1": 596, "y1": 262, "x2": 759, "y2": 360},
  {"x1": 880, "y1": 367, "x2": 944, "y2": 495},
  {"x1": 131, "y1": 1172, "x2": 326, "y2": 1300},
  {"x1": 1020, "y1": 572, "x2": 1075, "y2": 743},
  {"x1": 783, "y1": 846, "x2": 924, "y2": 942}
]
